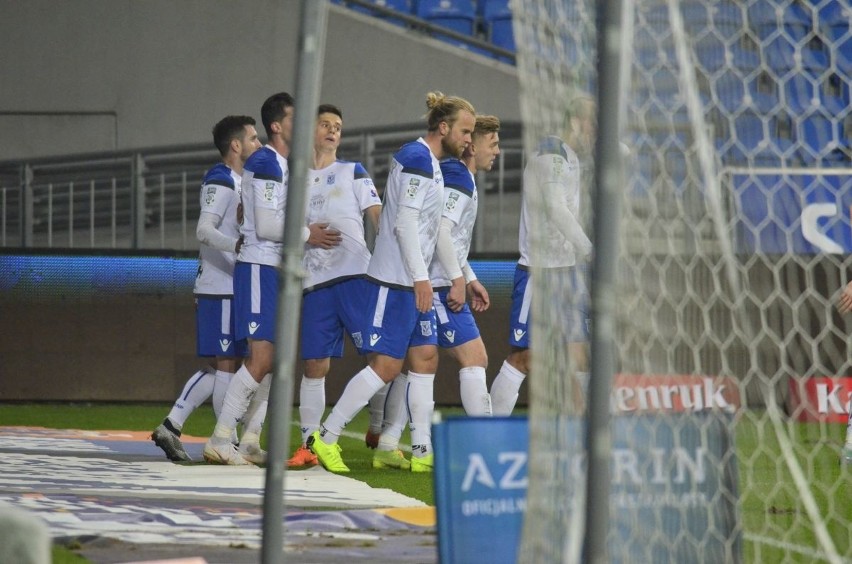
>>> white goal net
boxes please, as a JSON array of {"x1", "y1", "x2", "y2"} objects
[{"x1": 512, "y1": 0, "x2": 852, "y2": 562}]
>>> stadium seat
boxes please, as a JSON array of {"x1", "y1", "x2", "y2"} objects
[
  {"x1": 780, "y1": 1, "x2": 812, "y2": 41},
  {"x1": 836, "y1": 36, "x2": 852, "y2": 75},
  {"x1": 715, "y1": 71, "x2": 746, "y2": 113},
  {"x1": 480, "y1": 0, "x2": 513, "y2": 52},
  {"x1": 679, "y1": 3, "x2": 708, "y2": 34},
  {"x1": 345, "y1": 0, "x2": 414, "y2": 26},
  {"x1": 733, "y1": 112, "x2": 766, "y2": 152},
  {"x1": 799, "y1": 114, "x2": 839, "y2": 153},
  {"x1": 694, "y1": 34, "x2": 726, "y2": 73},
  {"x1": 783, "y1": 74, "x2": 817, "y2": 113},
  {"x1": 764, "y1": 36, "x2": 796, "y2": 72},
  {"x1": 822, "y1": 73, "x2": 850, "y2": 114},
  {"x1": 819, "y1": 1, "x2": 851, "y2": 41},
  {"x1": 746, "y1": 0, "x2": 778, "y2": 40},
  {"x1": 416, "y1": 0, "x2": 476, "y2": 38},
  {"x1": 712, "y1": 1, "x2": 744, "y2": 40}
]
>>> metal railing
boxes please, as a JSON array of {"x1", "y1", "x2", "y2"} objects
[{"x1": 0, "y1": 122, "x2": 525, "y2": 253}]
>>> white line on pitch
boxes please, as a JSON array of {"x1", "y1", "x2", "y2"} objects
[{"x1": 744, "y1": 533, "x2": 832, "y2": 562}]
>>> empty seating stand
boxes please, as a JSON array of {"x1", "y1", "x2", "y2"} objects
[
  {"x1": 416, "y1": 0, "x2": 476, "y2": 45},
  {"x1": 480, "y1": 0, "x2": 514, "y2": 52}
]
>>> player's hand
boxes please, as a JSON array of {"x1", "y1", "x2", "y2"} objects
[
  {"x1": 365, "y1": 430, "x2": 381, "y2": 449},
  {"x1": 413, "y1": 280, "x2": 433, "y2": 313},
  {"x1": 467, "y1": 280, "x2": 490, "y2": 312},
  {"x1": 235, "y1": 235, "x2": 244, "y2": 255},
  {"x1": 308, "y1": 223, "x2": 342, "y2": 249},
  {"x1": 446, "y1": 277, "x2": 466, "y2": 312},
  {"x1": 838, "y1": 281, "x2": 852, "y2": 314}
]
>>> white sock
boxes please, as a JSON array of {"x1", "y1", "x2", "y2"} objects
[
  {"x1": 320, "y1": 366, "x2": 385, "y2": 444},
  {"x1": 407, "y1": 371, "x2": 435, "y2": 457},
  {"x1": 459, "y1": 366, "x2": 492, "y2": 416},
  {"x1": 167, "y1": 369, "x2": 214, "y2": 429},
  {"x1": 211, "y1": 365, "x2": 258, "y2": 442},
  {"x1": 242, "y1": 373, "x2": 271, "y2": 439},
  {"x1": 368, "y1": 383, "x2": 390, "y2": 435},
  {"x1": 212, "y1": 370, "x2": 233, "y2": 419},
  {"x1": 378, "y1": 373, "x2": 408, "y2": 451},
  {"x1": 490, "y1": 360, "x2": 526, "y2": 416},
  {"x1": 299, "y1": 375, "x2": 326, "y2": 445}
]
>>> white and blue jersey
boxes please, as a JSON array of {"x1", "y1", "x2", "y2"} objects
[
  {"x1": 360, "y1": 138, "x2": 443, "y2": 357},
  {"x1": 428, "y1": 157, "x2": 478, "y2": 288},
  {"x1": 366, "y1": 137, "x2": 444, "y2": 288},
  {"x1": 237, "y1": 144, "x2": 288, "y2": 267},
  {"x1": 234, "y1": 144, "x2": 288, "y2": 342},
  {"x1": 300, "y1": 160, "x2": 381, "y2": 360},
  {"x1": 303, "y1": 160, "x2": 381, "y2": 291},
  {"x1": 519, "y1": 136, "x2": 591, "y2": 269},
  {"x1": 194, "y1": 163, "x2": 241, "y2": 297}
]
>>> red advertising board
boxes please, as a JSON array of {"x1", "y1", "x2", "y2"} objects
[
  {"x1": 787, "y1": 377, "x2": 852, "y2": 423},
  {"x1": 612, "y1": 374, "x2": 741, "y2": 413}
]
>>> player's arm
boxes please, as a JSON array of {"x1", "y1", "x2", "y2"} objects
[
  {"x1": 196, "y1": 184, "x2": 241, "y2": 253},
  {"x1": 354, "y1": 163, "x2": 383, "y2": 239},
  {"x1": 395, "y1": 205, "x2": 432, "y2": 313},
  {"x1": 434, "y1": 216, "x2": 466, "y2": 312},
  {"x1": 365, "y1": 204, "x2": 381, "y2": 240}
]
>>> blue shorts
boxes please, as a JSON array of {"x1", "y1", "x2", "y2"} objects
[
  {"x1": 301, "y1": 278, "x2": 368, "y2": 359},
  {"x1": 196, "y1": 295, "x2": 247, "y2": 358},
  {"x1": 509, "y1": 264, "x2": 589, "y2": 348},
  {"x1": 360, "y1": 281, "x2": 437, "y2": 359},
  {"x1": 234, "y1": 262, "x2": 278, "y2": 343},
  {"x1": 433, "y1": 288, "x2": 480, "y2": 348}
]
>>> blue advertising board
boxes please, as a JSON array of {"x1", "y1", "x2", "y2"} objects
[{"x1": 433, "y1": 414, "x2": 741, "y2": 563}]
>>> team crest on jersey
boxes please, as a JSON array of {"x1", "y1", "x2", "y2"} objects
[
  {"x1": 420, "y1": 320, "x2": 433, "y2": 336},
  {"x1": 406, "y1": 178, "x2": 420, "y2": 198},
  {"x1": 264, "y1": 182, "x2": 275, "y2": 202},
  {"x1": 205, "y1": 186, "x2": 217, "y2": 205},
  {"x1": 327, "y1": 173, "x2": 335, "y2": 185},
  {"x1": 445, "y1": 192, "x2": 460, "y2": 212}
]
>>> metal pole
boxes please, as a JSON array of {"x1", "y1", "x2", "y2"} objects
[
  {"x1": 583, "y1": 0, "x2": 625, "y2": 562},
  {"x1": 261, "y1": 1, "x2": 328, "y2": 562}
]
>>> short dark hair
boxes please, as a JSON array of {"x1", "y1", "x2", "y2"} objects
[
  {"x1": 260, "y1": 92, "x2": 295, "y2": 138},
  {"x1": 317, "y1": 104, "x2": 343, "y2": 119},
  {"x1": 212, "y1": 115, "x2": 256, "y2": 157}
]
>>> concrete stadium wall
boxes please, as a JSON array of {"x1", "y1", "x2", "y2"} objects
[{"x1": 0, "y1": 1, "x2": 520, "y2": 161}]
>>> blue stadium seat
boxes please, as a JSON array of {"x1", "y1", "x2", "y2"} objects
[
  {"x1": 481, "y1": 0, "x2": 511, "y2": 19},
  {"x1": 679, "y1": 3, "x2": 708, "y2": 34},
  {"x1": 481, "y1": 0, "x2": 513, "y2": 52},
  {"x1": 746, "y1": 0, "x2": 778, "y2": 40},
  {"x1": 342, "y1": 0, "x2": 414, "y2": 27},
  {"x1": 764, "y1": 36, "x2": 796, "y2": 71},
  {"x1": 781, "y1": 2, "x2": 812, "y2": 41},
  {"x1": 822, "y1": 73, "x2": 850, "y2": 114},
  {"x1": 712, "y1": 1, "x2": 744, "y2": 40},
  {"x1": 715, "y1": 71, "x2": 746, "y2": 113},
  {"x1": 416, "y1": 0, "x2": 476, "y2": 38},
  {"x1": 799, "y1": 114, "x2": 839, "y2": 153},
  {"x1": 694, "y1": 34, "x2": 726, "y2": 73},
  {"x1": 734, "y1": 112, "x2": 765, "y2": 152},
  {"x1": 837, "y1": 36, "x2": 852, "y2": 75},
  {"x1": 783, "y1": 75, "x2": 817, "y2": 113},
  {"x1": 489, "y1": 18, "x2": 514, "y2": 52},
  {"x1": 819, "y1": 1, "x2": 851, "y2": 41}
]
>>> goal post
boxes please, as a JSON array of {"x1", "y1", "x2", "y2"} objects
[{"x1": 512, "y1": 0, "x2": 851, "y2": 561}]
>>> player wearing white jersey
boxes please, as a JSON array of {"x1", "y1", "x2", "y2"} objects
[
  {"x1": 490, "y1": 96, "x2": 596, "y2": 415},
  {"x1": 151, "y1": 115, "x2": 261, "y2": 462},
  {"x1": 203, "y1": 93, "x2": 341, "y2": 465},
  {"x1": 286, "y1": 104, "x2": 382, "y2": 468},
  {"x1": 371, "y1": 116, "x2": 502, "y2": 465},
  {"x1": 308, "y1": 92, "x2": 476, "y2": 473}
]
